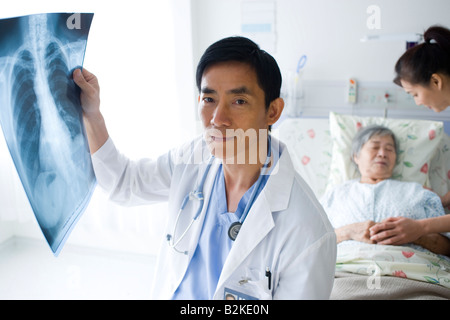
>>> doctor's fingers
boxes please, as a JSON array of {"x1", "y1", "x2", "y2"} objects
[
  {"x1": 73, "y1": 68, "x2": 99, "y2": 94},
  {"x1": 73, "y1": 68, "x2": 101, "y2": 114}
]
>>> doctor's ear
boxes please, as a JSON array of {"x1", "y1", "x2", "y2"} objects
[{"x1": 266, "y1": 98, "x2": 284, "y2": 126}]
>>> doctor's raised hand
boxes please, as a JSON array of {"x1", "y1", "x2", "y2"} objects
[{"x1": 73, "y1": 68, "x2": 109, "y2": 154}]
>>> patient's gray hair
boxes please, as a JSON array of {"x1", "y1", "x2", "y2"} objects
[{"x1": 351, "y1": 124, "x2": 399, "y2": 160}]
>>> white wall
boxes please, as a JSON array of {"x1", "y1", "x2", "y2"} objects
[{"x1": 191, "y1": 0, "x2": 450, "y2": 82}]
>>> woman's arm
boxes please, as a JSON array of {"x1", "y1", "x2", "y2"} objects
[{"x1": 370, "y1": 215, "x2": 450, "y2": 245}]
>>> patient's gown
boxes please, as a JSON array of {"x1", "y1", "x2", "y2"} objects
[{"x1": 320, "y1": 178, "x2": 446, "y2": 251}]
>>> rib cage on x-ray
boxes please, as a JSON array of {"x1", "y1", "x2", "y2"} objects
[
  {"x1": 11, "y1": 40, "x2": 84, "y2": 198},
  {"x1": 0, "y1": 13, "x2": 95, "y2": 255},
  {"x1": 11, "y1": 49, "x2": 41, "y2": 186},
  {"x1": 45, "y1": 42, "x2": 82, "y2": 139}
]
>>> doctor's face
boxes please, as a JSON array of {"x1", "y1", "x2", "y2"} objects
[
  {"x1": 199, "y1": 61, "x2": 282, "y2": 163},
  {"x1": 354, "y1": 134, "x2": 397, "y2": 184}
]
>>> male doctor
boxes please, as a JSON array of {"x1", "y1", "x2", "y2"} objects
[{"x1": 73, "y1": 36, "x2": 336, "y2": 300}]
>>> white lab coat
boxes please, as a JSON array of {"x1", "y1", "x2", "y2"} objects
[{"x1": 91, "y1": 136, "x2": 337, "y2": 299}]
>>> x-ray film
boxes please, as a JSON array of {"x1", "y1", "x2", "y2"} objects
[{"x1": 0, "y1": 13, "x2": 96, "y2": 256}]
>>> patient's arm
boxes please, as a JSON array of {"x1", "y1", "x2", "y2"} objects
[
  {"x1": 335, "y1": 220, "x2": 377, "y2": 244},
  {"x1": 413, "y1": 233, "x2": 450, "y2": 257}
]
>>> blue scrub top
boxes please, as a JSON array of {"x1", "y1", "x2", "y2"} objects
[{"x1": 172, "y1": 164, "x2": 270, "y2": 299}]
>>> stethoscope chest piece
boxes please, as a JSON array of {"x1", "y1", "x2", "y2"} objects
[{"x1": 228, "y1": 221, "x2": 242, "y2": 241}]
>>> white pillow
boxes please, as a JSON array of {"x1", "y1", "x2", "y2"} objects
[{"x1": 327, "y1": 112, "x2": 444, "y2": 191}]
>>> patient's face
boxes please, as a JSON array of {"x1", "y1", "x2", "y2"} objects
[{"x1": 354, "y1": 134, "x2": 396, "y2": 184}]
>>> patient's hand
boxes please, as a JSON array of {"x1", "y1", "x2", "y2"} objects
[
  {"x1": 369, "y1": 217, "x2": 424, "y2": 245},
  {"x1": 335, "y1": 220, "x2": 377, "y2": 244}
]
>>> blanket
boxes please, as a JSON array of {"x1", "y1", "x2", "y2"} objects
[
  {"x1": 332, "y1": 272, "x2": 450, "y2": 300},
  {"x1": 332, "y1": 244, "x2": 450, "y2": 299}
]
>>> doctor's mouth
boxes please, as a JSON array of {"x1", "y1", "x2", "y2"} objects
[
  {"x1": 204, "y1": 128, "x2": 272, "y2": 158},
  {"x1": 209, "y1": 135, "x2": 235, "y2": 143}
]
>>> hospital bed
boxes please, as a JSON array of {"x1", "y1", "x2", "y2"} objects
[{"x1": 278, "y1": 112, "x2": 450, "y2": 300}]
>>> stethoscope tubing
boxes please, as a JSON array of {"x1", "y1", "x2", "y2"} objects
[{"x1": 167, "y1": 137, "x2": 272, "y2": 254}]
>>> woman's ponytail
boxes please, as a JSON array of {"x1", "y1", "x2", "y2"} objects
[{"x1": 394, "y1": 25, "x2": 450, "y2": 87}]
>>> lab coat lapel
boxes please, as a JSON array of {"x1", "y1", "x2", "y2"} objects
[
  {"x1": 220, "y1": 194, "x2": 274, "y2": 279},
  {"x1": 216, "y1": 142, "x2": 294, "y2": 290}
]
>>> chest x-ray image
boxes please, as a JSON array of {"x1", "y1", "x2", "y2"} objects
[{"x1": 0, "y1": 12, "x2": 95, "y2": 256}]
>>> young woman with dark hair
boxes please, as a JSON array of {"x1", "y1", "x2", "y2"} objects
[
  {"x1": 370, "y1": 26, "x2": 450, "y2": 247},
  {"x1": 394, "y1": 25, "x2": 450, "y2": 113}
]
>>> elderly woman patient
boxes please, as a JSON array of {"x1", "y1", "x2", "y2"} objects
[{"x1": 320, "y1": 125, "x2": 450, "y2": 299}]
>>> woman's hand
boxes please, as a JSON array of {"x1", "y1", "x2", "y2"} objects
[
  {"x1": 369, "y1": 217, "x2": 424, "y2": 245},
  {"x1": 335, "y1": 220, "x2": 377, "y2": 244}
]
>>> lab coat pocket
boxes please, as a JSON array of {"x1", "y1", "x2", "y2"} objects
[{"x1": 224, "y1": 267, "x2": 272, "y2": 300}]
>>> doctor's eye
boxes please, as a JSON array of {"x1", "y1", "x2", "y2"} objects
[
  {"x1": 202, "y1": 97, "x2": 215, "y2": 104},
  {"x1": 234, "y1": 99, "x2": 247, "y2": 105}
]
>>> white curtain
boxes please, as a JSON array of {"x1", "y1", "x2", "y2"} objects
[{"x1": 0, "y1": 0, "x2": 197, "y2": 255}]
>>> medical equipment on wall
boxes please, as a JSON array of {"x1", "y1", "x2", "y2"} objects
[
  {"x1": 283, "y1": 54, "x2": 307, "y2": 117},
  {"x1": 347, "y1": 78, "x2": 357, "y2": 104},
  {"x1": 166, "y1": 137, "x2": 273, "y2": 254},
  {"x1": 360, "y1": 32, "x2": 423, "y2": 50},
  {"x1": 294, "y1": 54, "x2": 307, "y2": 105}
]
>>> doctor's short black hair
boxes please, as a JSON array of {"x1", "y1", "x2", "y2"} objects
[{"x1": 196, "y1": 36, "x2": 282, "y2": 110}]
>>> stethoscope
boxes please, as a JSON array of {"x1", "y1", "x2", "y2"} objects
[{"x1": 167, "y1": 138, "x2": 272, "y2": 255}]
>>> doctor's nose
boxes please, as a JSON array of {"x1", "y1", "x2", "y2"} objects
[{"x1": 211, "y1": 102, "x2": 232, "y2": 127}]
